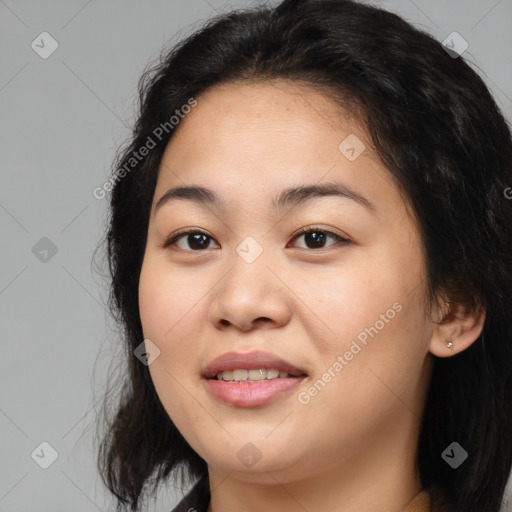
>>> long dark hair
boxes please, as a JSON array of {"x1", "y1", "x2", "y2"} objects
[{"x1": 94, "y1": 1, "x2": 512, "y2": 510}]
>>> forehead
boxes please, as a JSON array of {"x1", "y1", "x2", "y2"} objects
[
  {"x1": 167, "y1": 79, "x2": 369, "y2": 156},
  {"x1": 153, "y1": 79, "x2": 398, "y2": 218}
]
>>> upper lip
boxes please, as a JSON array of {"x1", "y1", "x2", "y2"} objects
[{"x1": 201, "y1": 350, "x2": 308, "y2": 379}]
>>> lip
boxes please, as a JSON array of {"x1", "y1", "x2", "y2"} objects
[
  {"x1": 201, "y1": 350, "x2": 308, "y2": 379},
  {"x1": 204, "y1": 376, "x2": 306, "y2": 407},
  {"x1": 201, "y1": 350, "x2": 308, "y2": 408}
]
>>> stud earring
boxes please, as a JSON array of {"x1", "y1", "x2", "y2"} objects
[{"x1": 446, "y1": 340, "x2": 454, "y2": 349}]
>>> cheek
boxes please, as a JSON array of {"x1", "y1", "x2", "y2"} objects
[
  {"x1": 138, "y1": 255, "x2": 204, "y2": 340},
  {"x1": 293, "y1": 262, "x2": 402, "y2": 354},
  {"x1": 139, "y1": 260, "x2": 206, "y2": 429},
  {"x1": 139, "y1": 259, "x2": 194, "y2": 379},
  {"x1": 298, "y1": 247, "x2": 428, "y2": 391}
]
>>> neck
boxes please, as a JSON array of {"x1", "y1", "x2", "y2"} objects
[{"x1": 206, "y1": 412, "x2": 424, "y2": 512}]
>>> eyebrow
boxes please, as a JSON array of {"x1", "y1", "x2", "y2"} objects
[{"x1": 154, "y1": 182, "x2": 376, "y2": 214}]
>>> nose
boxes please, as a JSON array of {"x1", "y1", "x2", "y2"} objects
[{"x1": 208, "y1": 247, "x2": 292, "y2": 332}]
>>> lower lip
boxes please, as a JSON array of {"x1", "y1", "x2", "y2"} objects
[{"x1": 203, "y1": 376, "x2": 306, "y2": 407}]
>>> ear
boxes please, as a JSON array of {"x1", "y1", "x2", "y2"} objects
[{"x1": 429, "y1": 299, "x2": 486, "y2": 358}]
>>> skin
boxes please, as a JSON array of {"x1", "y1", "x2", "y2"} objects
[{"x1": 138, "y1": 80, "x2": 485, "y2": 512}]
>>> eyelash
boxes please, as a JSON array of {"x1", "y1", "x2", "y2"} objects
[{"x1": 163, "y1": 226, "x2": 350, "y2": 251}]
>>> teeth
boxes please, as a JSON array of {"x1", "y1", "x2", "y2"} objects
[
  {"x1": 248, "y1": 369, "x2": 266, "y2": 381},
  {"x1": 233, "y1": 369, "x2": 248, "y2": 381},
  {"x1": 215, "y1": 368, "x2": 288, "y2": 381}
]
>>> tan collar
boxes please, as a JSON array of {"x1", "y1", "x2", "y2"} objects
[{"x1": 402, "y1": 490, "x2": 432, "y2": 512}]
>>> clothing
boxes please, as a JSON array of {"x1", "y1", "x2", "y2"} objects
[
  {"x1": 170, "y1": 475, "x2": 210, "y2": 512},
  {"x1": 169, "y1": 475, "x2": 442, "y2": 512}
]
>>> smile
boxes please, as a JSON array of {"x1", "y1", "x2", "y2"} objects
[{"x1": 203, "y1": 374, "x2": 307, "y2": 407}]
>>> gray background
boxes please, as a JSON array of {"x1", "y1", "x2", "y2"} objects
[{"x1": 1, "y1": 0, "x2": 511, "y2": 511}]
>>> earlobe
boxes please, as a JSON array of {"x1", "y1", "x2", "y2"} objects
[{"x1": 429, "y1": 301, "x2": 486, "y2": 358}]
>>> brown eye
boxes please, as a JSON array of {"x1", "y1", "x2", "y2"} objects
[
  {"x1": 164, "y1": 230, "x2": 219, "y2": 251},
  {"x1": 291, "y1": 227, "x2": 350, "y2": 250}
]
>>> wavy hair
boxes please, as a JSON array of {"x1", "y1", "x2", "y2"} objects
[{"x1": 95, "y1": 1, "x2": 512, "y2": 511}]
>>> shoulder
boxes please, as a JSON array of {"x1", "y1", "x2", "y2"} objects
[{"x1": 169, "y1": 475, "x2": 210, "y2": 512}]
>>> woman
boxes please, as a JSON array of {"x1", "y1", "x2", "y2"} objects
[{"x1": 95, "y1": 0, "x2": 512, "y2": 511}]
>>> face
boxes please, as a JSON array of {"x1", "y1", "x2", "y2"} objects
[{"x1": 138, "y1": 80, "x2": 435, "y2": 484}]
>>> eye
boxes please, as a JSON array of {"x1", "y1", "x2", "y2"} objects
[
  {"x1": 163, "y1": 229, "x2": 219, "y2": 251},
  {"x1": 289, "y1": 226, "x2": 350, "y2": 250},
  {"x1": 163, "y1": 226, "x2": 350, "y2": 252}
]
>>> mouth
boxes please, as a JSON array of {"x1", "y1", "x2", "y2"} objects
[
  {"x1": 201, "y1": 350, "x2": 308, "y2": 380},
  {"x1": 208, "y1": 368, "x2": 307, "y2": 382},
  {"x1": 201, "y1": 350, "x2": 308, "y2": 407}
]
